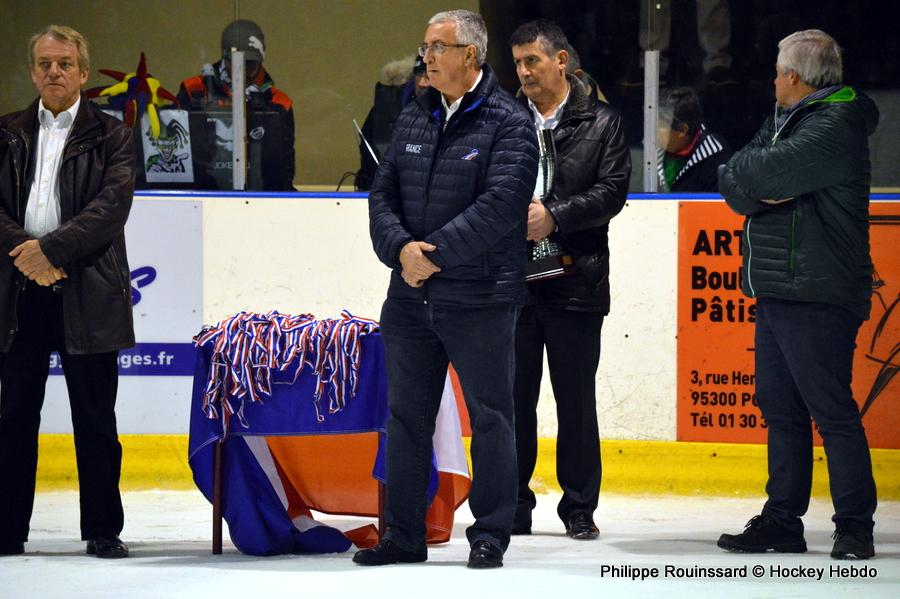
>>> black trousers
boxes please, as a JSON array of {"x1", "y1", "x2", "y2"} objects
[
  {"x1": 513, "y1": 305, "x2": 604, "y2": 526},
  {"x1": 0, "y1": 283, "x2": 123, "y2": 543},
  {"x1": 755, "y1": 299, "x2": 877, "y2": 533},
  {"x1": 379, "y1": 299, "x2": 519, "y2": 552}
]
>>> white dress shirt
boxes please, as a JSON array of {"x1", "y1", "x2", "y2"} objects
[
  {"x1": 441, "y1": 70, "x2": 483, "y2": 129},
  {"x1": 24, "y1": 97, "x2": 80, "y2": 237}
]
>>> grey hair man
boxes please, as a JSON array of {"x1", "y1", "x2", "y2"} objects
[
  {"x1": 0, "y1": 25, "x2": 136, "y2": 558},
  {"x1": 718, "y1": 29, "x2": 879, "y2": 560},
  {"x1": 355, "y1": 9, "x2": 538, "y2": 569}
]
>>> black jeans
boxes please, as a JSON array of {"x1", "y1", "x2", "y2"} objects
[
  {"x1": 755, "y1": 298, "x2": 877, "y2": 533},
  {"x1": 379, "y1": 298, "x2": 519, "y2": 552},
  {"x1": 0, "y1": 283, "x2": 123, "y2": 543},
  {"x1": 513, "y1": 305, "x2": 603, "y2": 527}
]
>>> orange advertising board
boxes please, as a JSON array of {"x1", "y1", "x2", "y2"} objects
[{"x1": 677, "y1": 200, "x2": 899, "y2": 449}]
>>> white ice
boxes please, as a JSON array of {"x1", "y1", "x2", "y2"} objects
[{"x1": 2, "y1": 490, "x2": 898, "y2": 599}]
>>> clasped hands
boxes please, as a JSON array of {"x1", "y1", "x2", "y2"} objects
[
  {"x1": 399, "y1": 198, "x2": 558, "y2": 288},
  {"x1": 9, "y1": 239, "x2": 66, "y2": 286},
  {"x1": 399, "y1": 241, "x2": 441, "y2": 288}
]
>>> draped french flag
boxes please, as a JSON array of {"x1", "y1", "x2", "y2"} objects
[{"x1": 188, "y1": 316, "x2": 470, "y2": 555}]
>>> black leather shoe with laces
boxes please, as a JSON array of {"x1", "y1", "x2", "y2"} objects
[
  {"x1": 831, "y1": 526, "x2": 875, "y2": 560},
  {"x1": 467, "y1": 540, "x2": 503, "y2": 569},
  {"x1": 86, "y1": 536, "x2": 129, "y2": 559},
  {"x1": 565, "y1": 513, "x2": 599, "y2": 540},
  {"x1": 717, "y1": 515, "x2": 806, "y2": 553},
  {"x1": 352, "y1": 539, "x2": 427, "y2": 566}
]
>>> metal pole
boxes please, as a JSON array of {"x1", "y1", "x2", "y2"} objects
[
  {"x1": 230, "y1": 49, "x2": 247, "y2": 191},
  {"x1": 643, "y1": 50, "x2": 660, "y2": 192}
]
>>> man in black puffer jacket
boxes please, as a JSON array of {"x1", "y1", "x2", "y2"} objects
[
  {"x1": 357, "y1": 10, "x2": 538, "y2": 570},
  {"x1": 718, "y1": 29, "x2": 879, "y2": 560},
  {"x1": 507, "y1": 20, "x2": 630, "y2": 541}
]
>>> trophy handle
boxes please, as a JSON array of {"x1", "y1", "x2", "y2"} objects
[{"x1": 537, "y1": 129, "x2": 556, "y2": 201}]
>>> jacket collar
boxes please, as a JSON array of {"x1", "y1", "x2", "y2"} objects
[
  {"x1": 417, "y1": 63, "x2": 498, "y2": 123},
  {"x1": 775, "y1": 84, "x2": 844, "y2": 131},
  {"x1": 10, "y1": 93, "x2": 100, "y2": 143},
  {"x1": 211, "y1": 58, "x2": 275, "y2": 97},
  {"x1": 516, "y1": 73, "x2": 594, "y2": 121}
]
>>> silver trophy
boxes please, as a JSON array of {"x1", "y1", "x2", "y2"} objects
[{"x1": 526, "y1": 129, "x2": 575, "y2": 281}]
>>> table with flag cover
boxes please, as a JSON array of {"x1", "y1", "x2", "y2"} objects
[{"x1": 188, "y1": 330, "x2": 470, "y2": 556}]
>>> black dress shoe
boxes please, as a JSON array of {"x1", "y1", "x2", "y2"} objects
[
  {"x1": 352, "y1": 539, "x2": 427, "y2": 566},
  {"x1": 510, "y1": 522, "x2": 532, "y2": 535},
  {"x1": 0, "y1": 541, "x2": 24, "y2": 556},
  {"x1": 467, "y1": 540, "x2": 503, "y2": 569},
  {"x1": 565, "y1": 513, "x2": 599, "y2": 540},
  {"x1": 86, "y1": 536, "x2": 129, "y2": 559}
]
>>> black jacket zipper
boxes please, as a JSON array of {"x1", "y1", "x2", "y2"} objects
[{"x1": 8, "y1": 132, "x2": 30, "y2": 337}]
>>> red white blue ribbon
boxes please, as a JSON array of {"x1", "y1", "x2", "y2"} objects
[{"x1": 193, "y1": 310, "x2": 379, "y2": 435}]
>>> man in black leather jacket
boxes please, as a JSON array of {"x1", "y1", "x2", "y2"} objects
[
  {"x1": 0, "y1": 26, "x2": 134, "y2": 558},
  {"x1": 717, "y1": 29, "x2": 878, "y2": 560},
  {"x1": 508, "y1": 20, "x2": 630, "y2": 541}
]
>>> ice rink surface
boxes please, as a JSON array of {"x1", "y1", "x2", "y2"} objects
[{"x1": 2, "y1": 490, "x2": 898, "y2": 598}]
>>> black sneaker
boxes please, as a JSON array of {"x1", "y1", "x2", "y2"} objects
[
  {"x1": 86, "y1": 536, "x2": 129, "y2": 559},
  {"x1": 467, "y1": 540, "x2": 503, "y2": 569},
  {"x1": 352, "y1": 539, "x2": 426, "y2": 566},
  {"x1": 831, "y1": 526, "x2": 875, "y2": 560},
  {"x1": 717, "y1": 515, "x2": 806, "y2": 553}
]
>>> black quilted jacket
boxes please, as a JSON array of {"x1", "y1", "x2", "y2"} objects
[
  {"x1": 719, "y1": 87, "x2": 879, "y2": 320},
  {"x1": 368, "y1": 65, "x2": 539, "y2": 306}
]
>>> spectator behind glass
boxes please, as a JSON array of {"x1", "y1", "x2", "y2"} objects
[
  {"x1": 356, "y1": 55, "x2": 428, "y2": 191},
  {"x1": 638, "y1": 0, "x2": 735, "y2": 86},
  {"x1": 176, "y1": 19, "x2": 295, "y2": 190},
  {"x1": 564, "y1": 44, "x2": 607, "y2": 104},
  {"x1": 657, "y1": 87, "x2": 732, "y2": 192}
]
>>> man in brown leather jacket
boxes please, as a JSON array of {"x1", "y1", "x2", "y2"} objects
[
  {"x1": 0, "y1": 25, "x2": 135, "y2": 558},
  {"x1": 509, "y1": 19, "x2": 631, "y2": 540}
]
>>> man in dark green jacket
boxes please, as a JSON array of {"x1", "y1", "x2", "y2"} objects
[{"x1": 717, "y1": 29, "x2": 878, "y2": 560}]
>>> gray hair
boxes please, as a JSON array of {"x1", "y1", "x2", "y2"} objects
[
  {"x1": 776, "y1": 29, "x2": 842, "y2": 88},
  {"x1": 29, "y1": 24, "x2": 90, "y2": 71},
  {"x1": 428, "y1": 10, "x2": 487, "y2": 66}
]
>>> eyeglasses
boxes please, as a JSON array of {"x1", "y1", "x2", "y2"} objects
[{"x1": 418, "y1": 42, "x2": 468, "y2": 57}]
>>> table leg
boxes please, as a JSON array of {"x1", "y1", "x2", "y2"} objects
[{"x1": 213, "y1": 439, "x2": 223, "y2": 554}]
